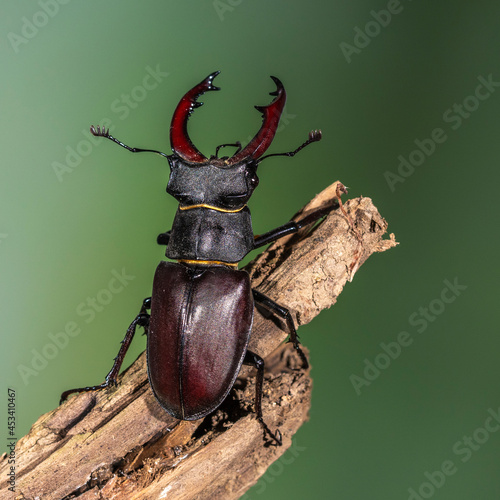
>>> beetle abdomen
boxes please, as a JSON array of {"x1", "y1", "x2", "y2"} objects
[{"x1": 147, "y1": 261, "x2": 253, "y2": 420}]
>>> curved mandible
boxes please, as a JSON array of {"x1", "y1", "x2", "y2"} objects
[
  {"x1": 170, "y1": 71, "x2": 221, "y2": 163},
  {"x1": 227, "y1": 76, "x2": 286, "y2": 165}
]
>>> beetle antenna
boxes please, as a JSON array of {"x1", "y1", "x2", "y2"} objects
[
  {"x1": 215, "y1": 141, "x2": 242, "y2": 158},
  {"x1": 90, "y1": 125, "x2": 169, "y2": 159},
  {"x1": 257, "y1": 129, "x2": 322, "y2": 164}
]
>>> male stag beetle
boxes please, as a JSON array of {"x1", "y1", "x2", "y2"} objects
[{"x1": 60, "y1": 72, "x2": 337, "y2": 445}]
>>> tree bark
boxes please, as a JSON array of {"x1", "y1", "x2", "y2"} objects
[{"x1": 0, "y1": 182, "x2": 397, "y2": 500}]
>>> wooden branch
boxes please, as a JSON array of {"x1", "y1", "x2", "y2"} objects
[{"x1": 0, "y1": 182, "x2": 397, "y2": 500}]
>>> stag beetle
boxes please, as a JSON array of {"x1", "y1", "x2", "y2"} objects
[{"x1": 60, "y1": 72, "x2": 337, "y2": 445}]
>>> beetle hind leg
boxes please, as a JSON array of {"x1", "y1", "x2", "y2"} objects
[
  {"x1": 252, "y1": 290, "x2": 309, "y2": 369},
  {"x1": 59, "y1": 298, "x2": 151, "y2": 404},
  {"x1": 244, "y1": 350, "x2": 282, "y2": 446}
]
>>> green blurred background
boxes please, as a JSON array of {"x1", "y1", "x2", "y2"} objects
[{"x1": 1, "y1": 1, "x2": 500, "y2": 498}]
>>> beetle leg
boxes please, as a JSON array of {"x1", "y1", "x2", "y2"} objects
[
  {"x1": 253, "y1": 201, "x2": 339, "y2": 249},
  {"x1": 252, "y1": 290, "x2": 308, "y2": 369},
  {"x1": 243, "y1": 350, "x2": 282, "y2": 446},
  {"x1": 157, "y1": 230, "x2": 171, "y2": 246},
  {"x1": 59, "y1": 298, "x2": 151, "y2": 404}
]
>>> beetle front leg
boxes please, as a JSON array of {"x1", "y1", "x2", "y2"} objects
[
  {"x1": 157, "y1": 230, "x2": 171, "y2": 246},
  {"x1": 252, "y1": 290, "x2": 308, "y2": 369},
  {"x1": 253, "y1": 201, "x2": 339, "y2": 249},
  {"x1": 59, "y1": 297, "x2": 151, "y2": 404},
  {"x1": 243, "y1": 350, "x2": 282, "y2": 446}
]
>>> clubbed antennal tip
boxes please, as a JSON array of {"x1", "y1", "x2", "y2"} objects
[
  {"x1": 90, "y1": 125, "x2": 110, "y2": 138},
  {"x1": 309, "y1": 129, "x2": 322, "y2": 142}
]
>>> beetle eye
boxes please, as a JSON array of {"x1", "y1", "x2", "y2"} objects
[
  {"x1": 246, "y1": 170, "x2": 259, "y2": 188},
  {"x1": 250, "y1": 175, "x2": 259, "y2": 187}
]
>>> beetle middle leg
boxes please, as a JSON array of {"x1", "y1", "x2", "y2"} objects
[
  {"x1": 243, "y1": 350, "x2": 282, "y2": 446},
  {"x1": 59, "y1": 297, "x2": 151, "y2": 404},
  {"x1": 252, "y1": 290, "x2": 308, "y2": 369}
]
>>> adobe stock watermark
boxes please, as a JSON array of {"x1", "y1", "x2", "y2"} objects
[
  {"x1": 213, "y1": 0, "x2": 244, "y2": 21},
  {"x1": 385, "y1": 73, "x2": 499, "y2": 192},
  {"x1": 240, "y1": 440, "x2": 306, "y2": 498},
  {"x1": 17, "y1": 268, "x2": 135, "y2": 385},
  {"x1": 350, "y1": 277, "x2": 467, "y2": 395},
  {"x1": 52, "y1": 64, "x2": 169, "y2": 182},
  {"x1": 339, "y1": 0, "x2": 412, "y2": 64},
  {"x1": 0, "y1": 233, "x2": 7, "y2": 244},
  {"x1": 407, "y1": 406, "x2": 500, "y2": 499},
  {"x1": 274, "y1": 106, "x2": 297, "y2": 134},
  {"x1": 7, "y1": 0, "x2": 72, "y2": 54},
  {"x1": 236, "y1": 105, "x2": 296, "y2": 150}
]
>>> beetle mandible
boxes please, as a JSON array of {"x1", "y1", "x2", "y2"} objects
[{"x1": 60, "y1": 72, "x2": 337, "y2": 445}]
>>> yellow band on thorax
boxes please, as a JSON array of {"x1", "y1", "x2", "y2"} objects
[
  {"x1": 179, "y1": 203, "x2": 246, "y2": 213},
  {"x1": 177, "y1": 259, "x2": 239, "y2": 269}
]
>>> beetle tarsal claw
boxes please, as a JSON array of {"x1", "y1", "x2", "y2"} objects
[
  {"x1": 268, "y1": 430, "x2": 282, "y2": 446},
  {"x1": 258, "y1": 416, "x2": 283, "y2": 446},
  {"x1": 272, "y1": 429, "x2": 282, "y2": 445}
]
